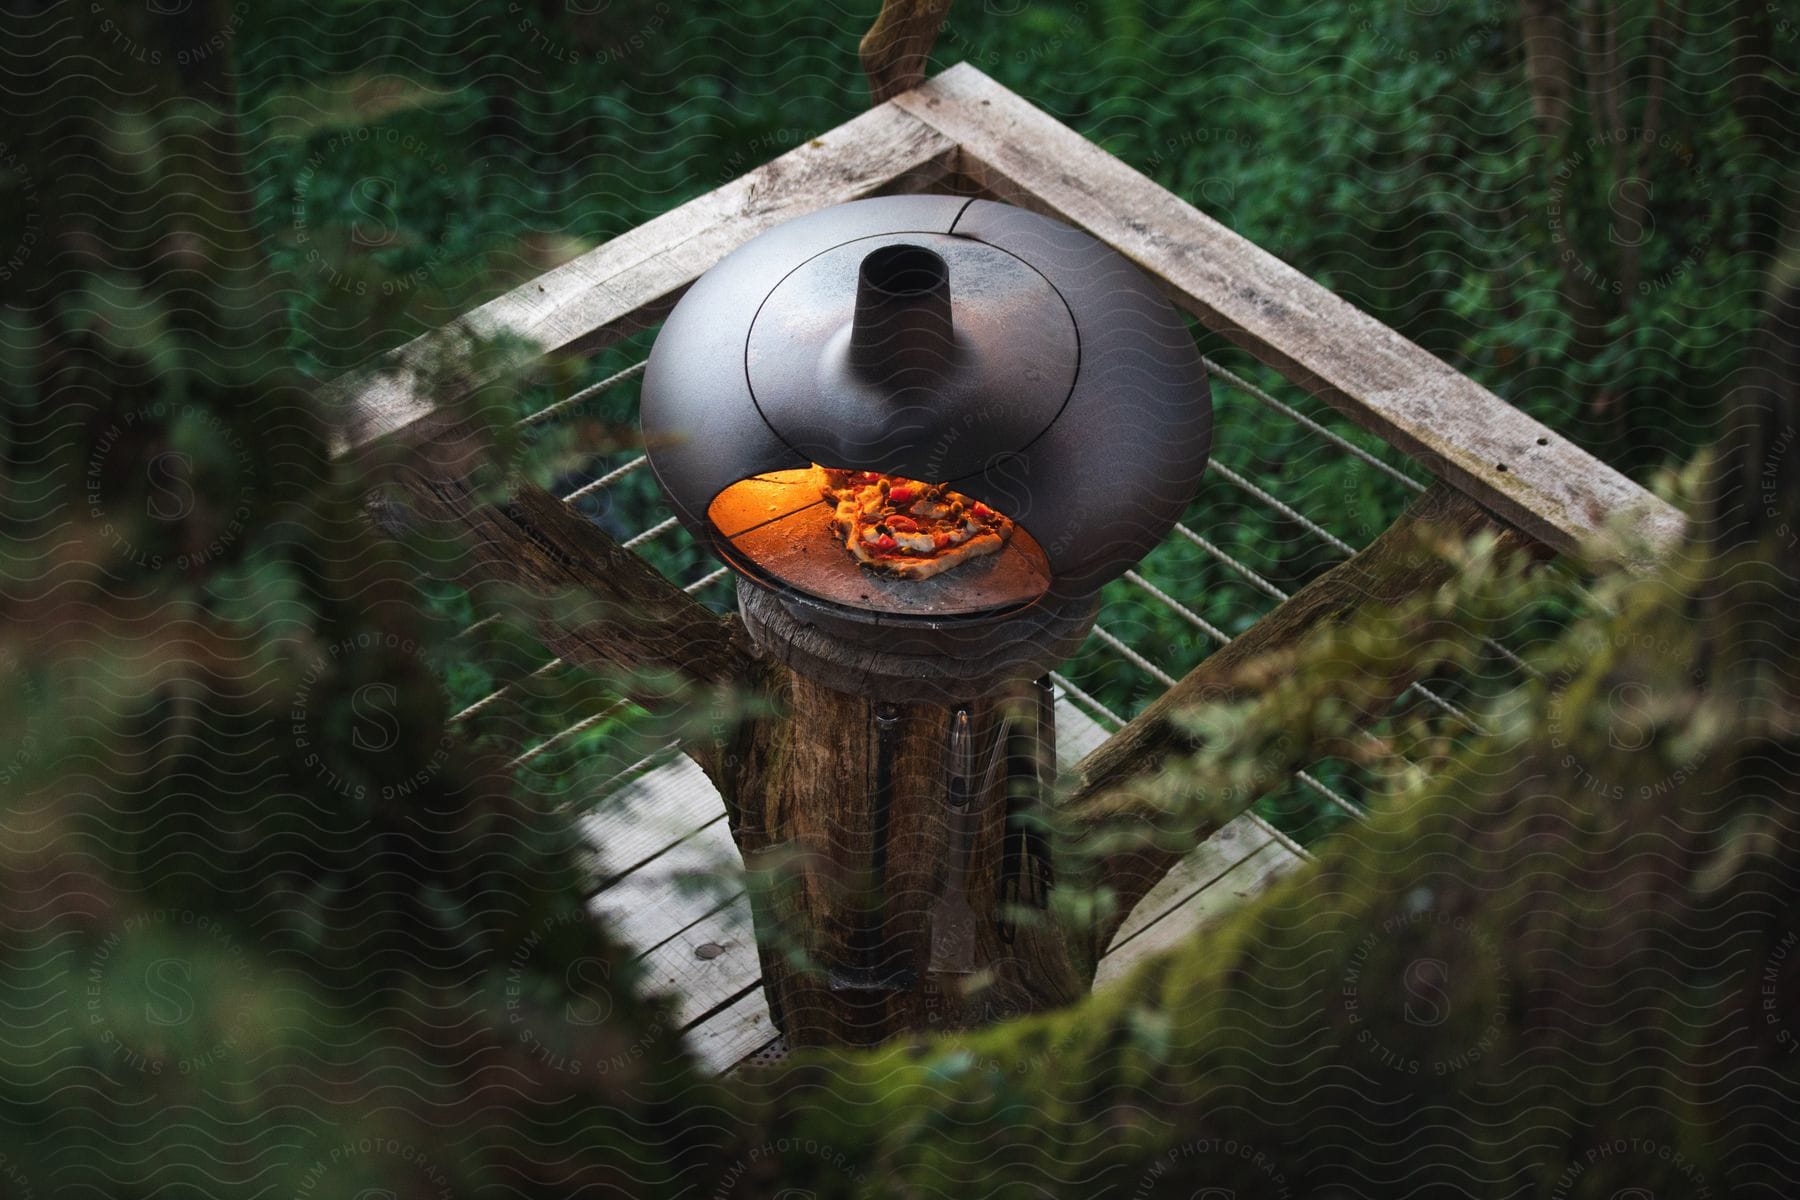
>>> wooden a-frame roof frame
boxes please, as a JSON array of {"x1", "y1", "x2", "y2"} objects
[{"x1": 337, "y1": 62, "x2": 1682, "y2": 564}]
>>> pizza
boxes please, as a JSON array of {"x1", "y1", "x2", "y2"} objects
[{"x1": 813, "y1": 466, "x2": 1013, "y2": 580}]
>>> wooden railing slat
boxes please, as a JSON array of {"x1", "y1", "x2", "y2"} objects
[
  {"x1": 894, "y1": 63, "x2": 1685, "y2": 563},
  {"x1": 331, "y1": 101, "x2": 958, "y2": 459}
]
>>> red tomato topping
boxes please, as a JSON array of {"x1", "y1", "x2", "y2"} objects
[
  {"x1": 874, "y1": 535, "x2": 898, "y2": 551},
  {"x1": 886, "y1": 516, "x2": 918, "y2": 532},
  {"x1": 887, "y1": 486, "x2": 915, "y2": 504},
  {"x1": 933, "y1": 532, "x2": 952, "y2": 549},
  {"x1": 971, "y1": 502, "x2": 992, "y2": 519}
]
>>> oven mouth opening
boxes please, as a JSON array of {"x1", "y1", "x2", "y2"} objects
[{"x1": 705, "y1": 465, "x2": 1050, "y2": 618}]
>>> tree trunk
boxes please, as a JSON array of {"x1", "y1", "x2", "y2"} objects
[
  {"x1": 722, "y1": 663, "x2": 1082, "y2": 1047},
  {"x1": 1519, "y1": 0, "x2": 1579, "y2": 144},
  {"x1": 860, "y1": 0, "x2": 955, "y2": 106}
]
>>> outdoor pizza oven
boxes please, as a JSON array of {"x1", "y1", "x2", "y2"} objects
[{"x1": 641, "y1": 195, "x2": 1212, "y2": 698}]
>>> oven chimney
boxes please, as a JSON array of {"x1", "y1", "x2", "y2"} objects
[{"x1": 847, "y1": 243, "x2": 955, "y2": 387}]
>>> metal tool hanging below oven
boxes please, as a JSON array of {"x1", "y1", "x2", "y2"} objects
[
  {"x1": 829, "y1": 702, "x2": 917, "y2": 993},
  {"x1": 929, "y1": 705, "x2": 1010, "y2": 976}
]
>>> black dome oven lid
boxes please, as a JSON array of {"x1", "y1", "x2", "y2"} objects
[
  {"x1": 640, "y1": 195, "x2": 1213, "y2": 594},
  {"x1": 746, "y1": 231, "x2": 1077, "y2": 478}
]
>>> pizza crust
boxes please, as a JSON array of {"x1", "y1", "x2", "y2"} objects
[{"x1": 850, "y1": 528, "x2": 1008, "y2": 579}]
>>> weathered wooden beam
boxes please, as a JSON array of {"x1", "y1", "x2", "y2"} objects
[
  {"x1": 329, "y1": 101, "x2": 958, "y2": 461},
  {"x1": 404, "y1": 476, "x2": 757, "y2": 767},
  {"x1": 860, "y1": 0, "x2": 954, "y2": 105},
  {"x1": 893, "y1": 63, "x2": 1685, "y2": 563},
  {"x1": 1056, "y1": 483, "x2": 1534, "y2": 973}
]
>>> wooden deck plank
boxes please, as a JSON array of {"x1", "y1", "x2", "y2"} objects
[
  {"x1": 687, "y1": 822, "x2": 1301, "y2": 1072},
  {"x1": 589, "y1": 816, "x2": 739, "y2": 956},
  {"x1": 687, "y1": 989, "x2": 780, "y2": 1074},
  {"x1": 1052, "y1": 691, "x2": 1112, "y2": 763},
  {"x1": 1092, "y1": 841, "x2": 1300, "y2": 990},
  {"x1": 586, "y1": 691, "x2": 1125, "y2": 954},
  {"x1": 573, "y1": 679, "x2": 1307, "y2": 1065},
  {"x1": 592, "y1": 694, "x2": 1105, "y2": 1005},
  {"x1": 893, "y1": 64, "x2": 1684, "y2": 563},
  {"x1": 636, "y1": 896, "x2": 760, "y2": 1031},
  {"x1": 629, "y1": 808, "x2": 1288, "y2": 1048},
  {"x1": 577, "y1": 753, "x2": 721, "y2": 884},
  {"x1": 1105, "y1": 811, "x2": 1271, "y2": 949},
  {"x1": 329, "y1": 101, "x2": 958, "y2": 459},
  {"x1": 581, "y1": 695, "x2": 1304, "y2": 1070}
]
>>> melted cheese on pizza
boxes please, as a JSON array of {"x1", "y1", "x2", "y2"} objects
[{"x1": 813, "y1": 466, "x2": 1013, "y2": 579}]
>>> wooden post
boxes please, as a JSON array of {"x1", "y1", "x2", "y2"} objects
[{"x1": 723, "y1": 670, "x2": 1081, "y2": 1047}]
